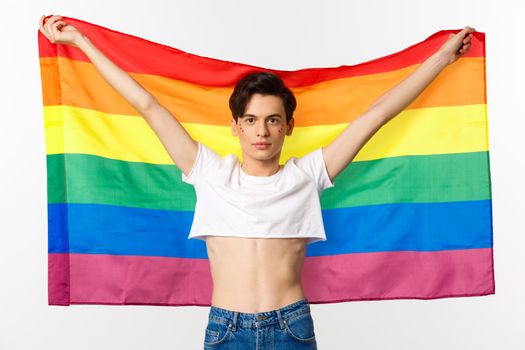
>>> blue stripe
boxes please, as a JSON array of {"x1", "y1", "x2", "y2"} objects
[{"x1": 48, "y1": 200, "x2": 493, "y2": 258}]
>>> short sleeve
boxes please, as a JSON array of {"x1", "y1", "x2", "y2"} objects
[
  {"x1": 296, "y1": 147, "x2": 335, "y2": 193},
  {"x1": 181, "y1": 142, "x2": 223, "y2": 185}
]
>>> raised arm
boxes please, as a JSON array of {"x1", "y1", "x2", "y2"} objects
[
  {"x1": 322, "y1": 26, "x2": 475, "y2": 183},
  {"x1": 39, "y1": 15, "x2": 198, "y2": 176}
]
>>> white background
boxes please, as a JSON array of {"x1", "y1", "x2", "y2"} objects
[{"x1": 1, "y1": 0, "x2": 524, "y2": 349}]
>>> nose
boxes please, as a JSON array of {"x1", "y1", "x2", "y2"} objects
[{"x1": 256, "y1": 120, "x2": 270, "y2": 137}]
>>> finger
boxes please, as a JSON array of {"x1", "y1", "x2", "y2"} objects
[
  {"x1": 459, "y1": 27, "x2": 469, "y2": 36},
  {"x1": 40, "y1": 15, "x2": 52, "y2": 36},
  {"x1": 41, "y1": 15, "x2": 50, "y2": 27},
  {"x1": 43, "y1": 22, "x2": 52, "y2": 41},
  {"x1": 46, "y1": 22, "x2": 56, "y2": 42},
  {"x1": 53, "y1": 20, "x2": 66, "y2": 29},
  {"x1": 39, "y1": 16, "x2": 46, "y2": 36},
  {"x1": 45, "y1": 15, "x2": 63, "y2": 29},
  {"x1": 52, "y1": 21, "x2": 62, "y2": 33},
  {"x1": 45, "y1": 16, "x2": 60, "y2": 41},
  {"x1": 460, "y1": 43, "x2": 471, "y2": 54},
  {"x1": 49, "y1": 15, "x2": 63, "y2": 22},
  {"x1": 51, "y1": 20, "x2": 67, "y2": 37},
  {"x1": 52, "y1": 20, "x2": 67, "y2": 37},
  {"x1": 458, "y1": 26, "x2": 474, "y2": 38}
]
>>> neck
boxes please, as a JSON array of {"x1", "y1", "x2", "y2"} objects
[{"x1": 241, "y1": 159, "x2": 281, "y2": 177}]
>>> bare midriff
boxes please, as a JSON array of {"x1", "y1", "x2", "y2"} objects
[{"x1": 205, "y1": 236, "x2": 308, "y2": 313}]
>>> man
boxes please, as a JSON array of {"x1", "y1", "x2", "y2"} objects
[{"x1": 39, "y1": 14, "x2": 474, "y2": 349}]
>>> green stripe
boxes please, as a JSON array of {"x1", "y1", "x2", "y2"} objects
[
  {"x1": 47, "y1": 151, "x2": 491, "y2": 210},
  {"x1": 47, "y1": 153, "x2": 196, "y2": 210},
  {"x1": 47, "y1": 152, "x2": 67, "y2": 202},
  {"x1": 322, "y1": 151, "x2": 491, "y2": 208}
]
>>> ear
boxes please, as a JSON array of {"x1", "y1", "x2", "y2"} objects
[
  {"x1": 286, "y1": 118, "x2": 294, "y2": 136},
  {"x1": 231, "y1": 118, "x2": 238, "y2": 137}
]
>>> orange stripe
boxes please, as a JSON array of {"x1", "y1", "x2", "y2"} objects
[
  {"x1": 39, "y1": 57, "x2": 62, "y2": 106},
  {"x1": 39, "y1": 56, "x2": 485, "y2": 127}
]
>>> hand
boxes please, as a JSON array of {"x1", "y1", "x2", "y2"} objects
[
  {"x1": 39, "y1": 15, "x2": 82, "y2": 48},
  {"x1": 438, "y1": 26, "x2": 476, "y2": 66}
]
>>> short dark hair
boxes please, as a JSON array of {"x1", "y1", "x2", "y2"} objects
[{"x1": 229, "y1": 71, "x2": 296, "y2": 124}]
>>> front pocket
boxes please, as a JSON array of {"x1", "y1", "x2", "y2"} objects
[
  {"x1": 203, "y1": 320, "x2": 232, "y2": 347},
  {"x1": 284, "y1": 313, "x2": 317, "y2": 344},
  {"x1": 204, "y1": 328, "x2": 220, "y2": 344}
]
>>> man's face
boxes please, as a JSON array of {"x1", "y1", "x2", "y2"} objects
[{"x1": 231, "y1": 93, "x2": 294, "y2": 163}]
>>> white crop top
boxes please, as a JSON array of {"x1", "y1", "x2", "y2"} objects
[{"x1": 181, "y1": 142, "x2": 335, "y2": 244}]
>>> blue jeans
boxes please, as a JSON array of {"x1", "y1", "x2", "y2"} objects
[{"x1": 203, "y1": 297, "x2": 318, "y2": 349}]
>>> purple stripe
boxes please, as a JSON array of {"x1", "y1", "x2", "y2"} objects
[
  {"x1": 48, "y1": 248, "x2": 494, "y2": 306},
  {"x1": 48, "y1": 253, "x2": 70, "y2": 305},
  {"x1": 303, "y1": 248, "x2": 495, "y2": 302}
]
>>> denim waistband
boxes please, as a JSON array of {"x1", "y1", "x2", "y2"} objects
[{"x1": 208, "y1": 298, "x2": 311, "y2": 331}]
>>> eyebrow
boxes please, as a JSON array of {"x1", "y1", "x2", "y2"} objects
[{"x1": 240, "y1": 114, "x2": 282, "y2": 119}]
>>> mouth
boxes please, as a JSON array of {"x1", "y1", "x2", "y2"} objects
[{"x1": 253, "y1": 142, "x2": 271, "y2": 149}]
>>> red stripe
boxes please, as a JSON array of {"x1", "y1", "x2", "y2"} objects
[
  {"x1": 38, "y1": 16, "x2": 485, "y2": 88},
  {"x1": 48, "y1": 248, "x2": 494, "y2": 306}
]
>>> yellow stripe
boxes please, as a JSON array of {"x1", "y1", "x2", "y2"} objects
[
  {"x1": 44, "y1": 110, "x2": 65, "y2": 154},
  {"x1": 44, "y1": 104, "x2": 488, "y2": 164}
]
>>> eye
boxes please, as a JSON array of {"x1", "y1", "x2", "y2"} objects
[{"x1": 269, "y1": 118, "x2": 279, "y2": 124}]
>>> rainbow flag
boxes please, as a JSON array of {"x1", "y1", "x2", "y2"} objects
[{"x1": 38, "y1": 16, "x2": 494, "y2": 306}]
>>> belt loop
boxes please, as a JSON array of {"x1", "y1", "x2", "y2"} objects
[
  {"x1": 275, "y1": 309, "x2": 285, "y2": 330},
  {"x1": 231, "y1": 311, "x2": 238, "y2": 332}
]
